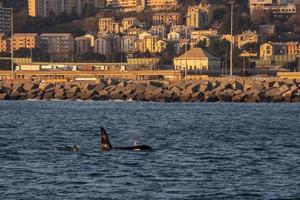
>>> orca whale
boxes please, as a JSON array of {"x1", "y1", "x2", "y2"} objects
[{"x1": 100, "y1": 127, "x2": 152, "y2": 151}]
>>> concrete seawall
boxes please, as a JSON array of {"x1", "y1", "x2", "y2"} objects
[{"x1": 1, "y1": 78, "x2": 300, "y2": 102}]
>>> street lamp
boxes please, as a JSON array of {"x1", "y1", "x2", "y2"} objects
[
  {"x1": 229, "y1": 1, "x2": 234, "y2": 76},
  {"x1": 184, "y1": 14, "x2": 190, "y2": 80},
  {"x1": 10, "y1": 7, "x2": 14, "y2": 79}
]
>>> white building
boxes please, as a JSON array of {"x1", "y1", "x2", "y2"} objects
[
  {"x1": 149, "y1": 25, "x2": 167, "y2": 39},
  {"x1": 121, "y1": 35, "x2": 138, "y2": 53},
  {"x1": 94, "y1": 36, "x2": 111, "y2": 56},
  {"x1": 167, "y1": 31, "x2": 181, "y2": 41},
  {"x1": 174, "y1": 48, "x2": 221, "y2": 70}
]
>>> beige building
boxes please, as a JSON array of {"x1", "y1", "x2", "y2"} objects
[
  {"x1": 152, "y1": 12, "x2": 182, "y2": 26},
  {"x1": 83, "y1": 33, "x2": 96, "y2": 47},
  {"x1": 249, "y1": 0, "x2": 272, "y2": 15},
  {"x1": 191, "y1": 29, "x2": 218, "y2": 39},
  {"x1": 186, "y1": 3, "x2": 214, "y2": 29},
  {"x1": 98, "y1": 18, "x2": 121, "y2": 33},
  {"x1": 0, "y1": 33, "x2": 10, "y2": 52},
  {"x1": 40, "y1": 33, "x2": 74, "y2": 59},
  {"x1": 139, "y1": 35, "x2": 159, "y2": 53},
  {"x1": 146, "y1": 0, "x2": 178, "y2": 10},
  {"x1": 236, "y1": 30, "x2": 263, "y2": 48},
  {"x1": 12, "y1": 33, "x2": 40, "y2": 50},
  {"x1": 0, "y1": 3, "x2": 11, "y2": 35},
  {"x1": 174, "y1": 48, "x2": 221, "y2": 70},
  {"x1": 155, "y1": 39, "x2": 167, "y2": 53},
  {"x1": 260, "y1": 41, "x2": 300, "y2": 59},
  {"x1": 127, "y1": 27, "x2": 143, "y2": 36},
  {"x1": 149, "y1": 25, "x2": 167, "y2": 39},
  {"x1": 121, "y1": 35, "x2": 138, "y2": 53},
  {"x1": 106, "y1": 0, "x2": 145, "y2": 11},
  {"x1": 287, "y1": 42, "x2": 300, "y2": 55},
  {"x1": 122, "y1": 17, "x2": 139, "y2": 31}
]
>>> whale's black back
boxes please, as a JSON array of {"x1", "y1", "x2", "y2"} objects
[
  {"x1": 100, "y1": 127, "x2": 152, "y2": 151},
  {"x1": 101, "y1": 127, "x2": 113, "y2": 150}
]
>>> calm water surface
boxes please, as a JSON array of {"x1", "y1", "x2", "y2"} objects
[{"x1": 0, "y1": 101, "x2": 299, "y2": 200}]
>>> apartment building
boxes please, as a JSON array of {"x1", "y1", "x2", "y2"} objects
[
  {"x1": 106, "y1": 0, "x2": 145, "y2": 12},
  {"x1": 287, "y1": 42, "x2": 300, "y2": 55},
  {"x1": 122, "y1": 17, "x2": 140, "y2": 31},
  {"x1": 249, "y1": 0, "x2": 273, "y2": 15},
  {"x1": 121, "y1": 35, "x2": 138, "y2": 53},
  {"x1": 155, "y1": 39, "x2": 167, "y2": 53},
  {"x1": 191, "y1": 30, "x2": 218, "y2": 39},
  {"x1": 40, "y1": 33, "x2": 74, "y2": 59},
  {"x1": 152, "y1": 12, "x2": 182, "y2": 26},
  {"x1": 259, "y1": 42, "x2": 300, "y2": 59},
  {"x1": 236, "y1": 30, "x2": 264, "y2": 49},
  {"x1": 0, "y1": 3, "x2": 11, "y2": 35},
  {"x1": 12, "y1": 33, "x2": 40, "y2": 51},
  {"x1": 0, "y1": 33, "x2": 10, "y2": 52},
  {"x1": 149, "y1": 25, "x2": 167, "y2": 39},
  {"x1": 74, "y1": 36, "x2": 91, "y2": 55},
  {"x1": 186, "y1": 3, "x2": 214, "y2": 29},
  {"x1": 28, "y1": 0, "x2": 105, "y2": 17},
  {"x1": 146, "y1": 0, "x2": 178, "y2": 10},
  {"x1": 98, "y1": 18, "x2": 121, "y2": 33},
  {"x1": 82, "y1": 0, "x2": 106, "y2": 9},
  {"x1": 94, "y1": 36, "x2": 111, "y2": 56}
]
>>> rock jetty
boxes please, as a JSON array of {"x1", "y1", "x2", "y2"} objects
[{"x1": 1, "y1": 78, "x2": 300, "y2": 102}]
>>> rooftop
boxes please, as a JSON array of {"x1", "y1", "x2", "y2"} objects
[{"x1": 175, "y1": 48, "x2": 220, "y2": 60}]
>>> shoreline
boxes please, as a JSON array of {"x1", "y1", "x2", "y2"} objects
[{"x1": 1, "y1": 78, "x2": 300, "y2": 103}]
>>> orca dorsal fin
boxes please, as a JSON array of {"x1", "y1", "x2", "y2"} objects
[{"x1": 100, "y1": 127, "x2": 113, "y2": 150}]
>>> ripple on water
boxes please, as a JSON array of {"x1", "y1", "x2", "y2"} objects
[{"x1": 0, "y1": 101, "x2": 299, "y2": 199}]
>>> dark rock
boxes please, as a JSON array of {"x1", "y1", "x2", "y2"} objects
[
  {"x1": 185, "y1": 83, "x2": 200, "y2": 93},
  {"x1": 244, "y1": 95, "x2": 257, "y2": 103},
  {"x1": 23, "y1": 83, "x2": 38, "y2": 91},
  {"x1": 256, "y1": 92, "x2": 266, "y2": 102},
  {"x1": 43, "y1": 91, "x2": 54, "y2": 100},
  {"x1": 12, "y1": 84, "x2": 25, "y2": 94},
  {"x1": 54, "y1": 89, "x2": 66, "y2": 100},
  {"x1": 0, "y1": 93, "x2": 8, "y2": 100},
  {"x1": 65, "y1": 87, "x2": 81, "y2": 99},
  {"x1": 283, "y1": 94, "x2": 292, "y2": 102},
  {"x1": 272, "y1": 95, "x2": 283, "y2": 102},
  {"x1": 148, "y1": 81, "x2": 163, "y2": 88},
  {"x1": 232, "y1": 94, "x2": 243, "y2": 102},
  {"x1": 84, "y1": 83, "x2": 97, "y2": 91},
  {"x1": 176, "y1": 81, "x2": 192, "y2": 90},
  {"x1": 292, "y1": 96, "x2": 300, "y2": 102},
  {"x1": 189, "y1": 92, "x2": 204, "y2": 102},
  {"x1": 206, "y1": 94, "x2": 219, "y2": 102},
  {"x1": 233, "y1": 81, "x2": 244, "y2": 90},
  {"x1": 170, "y1": 85, "x2": 182, "y2": 94},
  {"x1": 107, "y1": 78, "x2": 119, "y2": 85},
  {"x1": 2, "y1": 82, "x2": 12, "y2": 90},
  {"x1": 219, "y1": 94, "x2": 232, "y2": 102},
  {"x1": 25, "y1": 93, "x2": 37, "y2": 100}
]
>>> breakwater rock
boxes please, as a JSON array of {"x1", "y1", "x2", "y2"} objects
[{"x1": 1, "y1": 78, "x2": 300, "y2": 102}]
